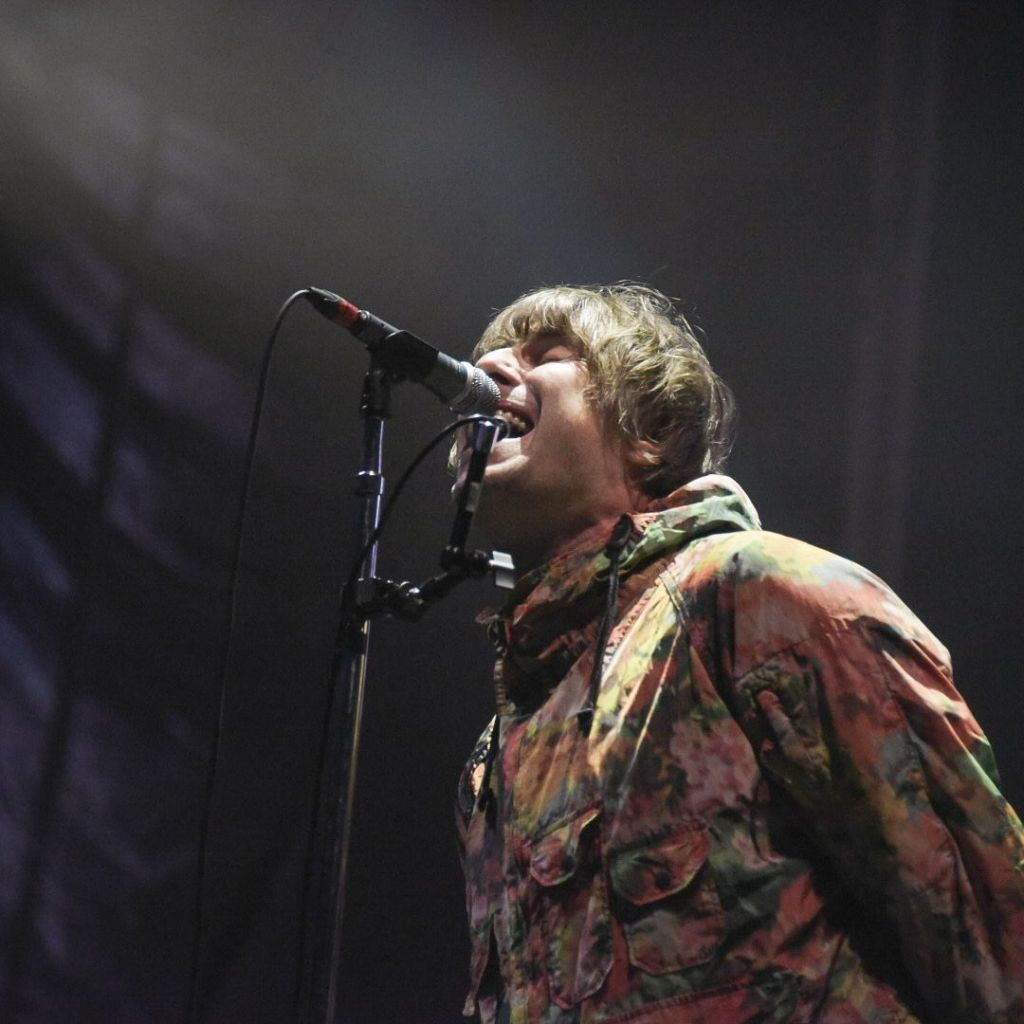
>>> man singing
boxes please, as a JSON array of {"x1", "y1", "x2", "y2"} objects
[{"x1": 454, "y1": 284, "x2": 1024, "y2": 1023}]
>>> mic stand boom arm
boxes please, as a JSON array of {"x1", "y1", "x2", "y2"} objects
[{"x1": 352, "y1": 546, "x2": 515, "y2": 621}]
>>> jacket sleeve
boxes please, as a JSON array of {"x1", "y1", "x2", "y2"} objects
[{"x1": 726, "y1": 551, "x2": 1024, "y2": 1023}]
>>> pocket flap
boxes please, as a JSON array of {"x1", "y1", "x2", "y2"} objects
[
  {"x1": 528, "y1": 806, "x2": 601, "y2": 887},
  {"x1": 609, "y1": 823, "x2": 710, "y2": 906}
]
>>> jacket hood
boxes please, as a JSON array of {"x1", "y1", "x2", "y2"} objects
[
  {"x1": 619, "y1": 473, "x2": 761, "y2": 574},
  {"x1": 492, "y1": 473, "x2": 760, "y2": 619}
]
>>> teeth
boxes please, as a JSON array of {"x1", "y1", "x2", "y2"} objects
[
  {"x1": 498, "y1": 410, "x2": 531, "y2": 438},
  {"x1": 497, "y1": 409, "x2": 532, "y2": 438}
]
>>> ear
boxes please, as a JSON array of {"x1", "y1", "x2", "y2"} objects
[{"x1": 620, "y1": 438, "x2": 660, "y2": 503}]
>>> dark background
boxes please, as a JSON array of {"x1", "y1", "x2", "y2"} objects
[{"x1": 1, "y1": 2, "x2": 1022, "y2": 1021}]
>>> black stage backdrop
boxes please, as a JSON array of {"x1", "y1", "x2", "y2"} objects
[{"x1": 1, "y1": 2, "x2": 1022, "y2": 1021}]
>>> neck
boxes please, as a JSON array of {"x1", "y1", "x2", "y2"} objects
[{"x1": 492, "y1": 507, "x2": 641, "y2": 577}]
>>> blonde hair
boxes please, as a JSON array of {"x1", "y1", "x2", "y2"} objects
[{"x1": 474, "y1": 283, "x2": 735, "y2": 496}]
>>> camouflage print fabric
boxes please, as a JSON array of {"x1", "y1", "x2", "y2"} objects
[{"x1": 455, "y1": 475, "x2": 1024, "y2": 1024}]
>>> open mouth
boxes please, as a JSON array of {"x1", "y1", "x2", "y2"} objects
[
  {"x1": 496, "y1": 407, "x2": 534, "y2": 439},
  {"x1": 451, "y1": 406, "x2": 534, "y2": 476}
]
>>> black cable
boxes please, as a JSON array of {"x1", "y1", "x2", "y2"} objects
[
  {"x1": 580, "y1": 514, "x2": 634, "y2": 735},
  {"x1": 187, "y1": 288, "x2": 309, "y2": 1023}
]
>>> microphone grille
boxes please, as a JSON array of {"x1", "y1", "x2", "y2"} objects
[{"x1": 451, "y1": 367, "x2": 500, "y2": 415}]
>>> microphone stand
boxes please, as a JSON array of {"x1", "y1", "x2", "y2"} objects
[
  {"x1": 299, "y1": 358, "x2": 389, "y2": 1024},
  {"x1": 299, "y1": 373, "x2": 511, "y2": 1024}
]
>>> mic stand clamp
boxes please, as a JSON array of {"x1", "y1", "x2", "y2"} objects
[{"x1": 347, "y1": 547, "x2": 515, "y2": 622}]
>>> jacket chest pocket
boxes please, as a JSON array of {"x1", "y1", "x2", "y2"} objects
[
  {"x1": 526, "y1": 805, "x2": 612, "y2": 1010},
  {"x1": 608, "y1": 821, "x2": 724, "y2": 975}
]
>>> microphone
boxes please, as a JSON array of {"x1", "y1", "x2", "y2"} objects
[
  {"x1": 305, "y1": 287, "x2": 500, "y2": 415},
  {"x1": 448, "y1": 417, "x2": 508, "y2": 552}
]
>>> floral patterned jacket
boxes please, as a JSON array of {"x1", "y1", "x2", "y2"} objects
[{"x1": 456, "y1": 476, "x2": 1024, "y2": 1023}]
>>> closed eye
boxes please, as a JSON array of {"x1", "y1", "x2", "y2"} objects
[
  {"x1": 521, "y1": 336, "x2": 579, "y2": 366},
  {"x1": 539, "y1": 348, "x2": 577, "y2": 364}
]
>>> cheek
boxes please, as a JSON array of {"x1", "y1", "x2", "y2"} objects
[{"x1": 563, "y1": 401, "x2": 606, "y2": 446}]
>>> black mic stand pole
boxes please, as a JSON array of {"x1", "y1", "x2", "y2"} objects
[{"x1": 299, "y1": 359, "x2": 391, "y2": 1024}]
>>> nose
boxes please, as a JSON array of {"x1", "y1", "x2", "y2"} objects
[{"x1": 475, "y1": 347, "x2": 523, "y2": 391}]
